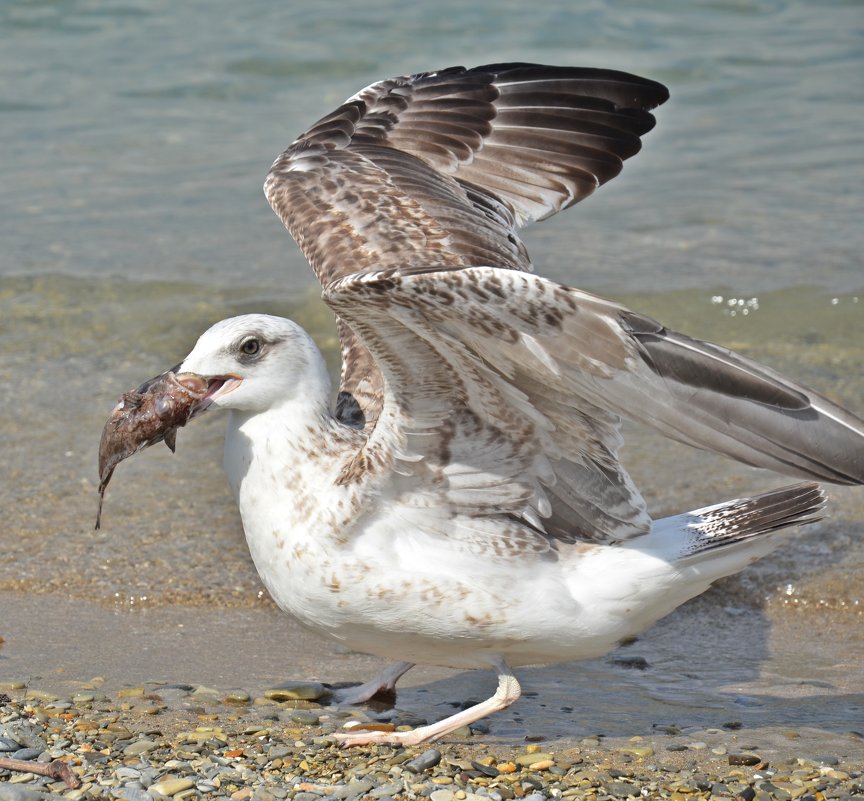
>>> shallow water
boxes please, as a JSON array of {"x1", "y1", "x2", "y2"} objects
[{"x1": 1, "y1": 0, "x2": 862, "y2": 738}]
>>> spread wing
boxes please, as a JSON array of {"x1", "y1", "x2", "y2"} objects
[
  {"x1": 265, "y1": 63, "x2": 669, "y2": 427},
  {"x1": 323, "y1": 267, "x2": 864, "y2": 547}
]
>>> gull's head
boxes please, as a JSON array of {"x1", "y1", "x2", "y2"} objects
[{"x1": 179, "y1": 314, "x2": 328, "y2": 414}]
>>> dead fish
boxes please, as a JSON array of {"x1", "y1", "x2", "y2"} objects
[{"x1": 96, "y1": 369, "x2": 208, "y2": 529}]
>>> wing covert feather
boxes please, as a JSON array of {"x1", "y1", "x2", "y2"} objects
[
  {"x1": 265, "y1": 63, "x2": 668, "y2": 427},
  {"x1": 324, "y1": 267, "x2": 864, "y2": 546}
]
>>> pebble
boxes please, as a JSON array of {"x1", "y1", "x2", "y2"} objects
[
  {"x1": 729, "y1": 753, "x2": 763, "y2": 766},
  {"x1": 149, "y1": 776, "x2": 195, "y2": 795},
  {"x1": 264, "y1": 681, "x2": 329, "y2": 701},
  {"x1": 514, "y1": 752, "x2": 553, "y2": 766},
  {"x1": 289, "y1": 709, "x2": 321, "y2": 725},
  {"x1": 10, "y1": 748, "x2": 42, "y2": 761},
  {"x1": 0, "y1": 787, "x2": 58, "y2": 801},
  {"x1": 0, "y1": 686, "x2": 860, "y2": 801},
  {"x1": 122, "y1": 739, "x2": 157, "y2": 756},
  {"x1": 404, "y1": 748, "x2": 443, "y2": 772}
]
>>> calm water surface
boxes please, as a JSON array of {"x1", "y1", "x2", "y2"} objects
[{"x1": 1, "y1": 0, "x2": 862, "y2": 733}]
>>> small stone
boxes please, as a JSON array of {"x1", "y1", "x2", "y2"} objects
[
  {"x1": 264, "y1": 682, "x2": 329, "y2": 701},
  {"x1": 333, "y1": 780, "x2": 374, "y2": 798},
  {"x1": 610, "y1": 656, "x2": 650, "y2": 670},
  {"x1": 149, "y1": 777, "x2": 195, "y2": 796},
  {"x1": 342, "y1": 721, "x2": 395, "y2": 732},
  {"x1": 471, "y1": 760, "x2": 500, "y2": 777},
  {"x1": 404, "y1": 748, "x2": 442, "y2": 773},
  {"x1": 606, "y1": 782, "x2": 639, "y2": 798},
  {"x1": 431, "y1": 791, "x2": 455, "y2": 801},
  {"x1": 371, "y1": 783, "x2": 404, "y2": 798},
  {"x1": 515, "y1": 752, "x2": 553, "y2": 766},
  {"x1": 116, "y1": 687, "x2": 145, "y2": 698},
  {"x1": 115, "y1": 789, "x2": 151, "y2": 801},
  {"x1": 620, "y1": 746, "x2": 654, "y2": 758},
  {"x1": 223, "y1": 690, "x2": 251, "y2": 704},
  {"x1": 23, "y1": 690, "x2": 57, "y2": 703},
  {"x1": 10, "y1": 747, "x2": 42, "y2": 761},
  {"x1": 822, "y1": 769, "x2": 850, "y2": 780},
  {"x1": 123, "y1": 739, "x2": 157, "y2": 756},
  {"x1": 0, "y1": 787, "x2": 54, "y2": 801},
  {"x1": 289, "y1": 709, "x2": 321, "y2": 725},
  {"x1": 496, "y1": 762, "x2": 517, "y2": 774},
  {"x1": 729, "y1": 754, "x2": 763, "y2": 766}
]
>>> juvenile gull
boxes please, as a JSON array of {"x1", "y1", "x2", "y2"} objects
[{"x1": 113, "y1": 64, "x2": 864, "y2": 746}]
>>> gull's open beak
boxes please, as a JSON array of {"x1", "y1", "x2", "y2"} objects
[{"x1": 186, "y1": 374, "x2": 244, "y2": 419}]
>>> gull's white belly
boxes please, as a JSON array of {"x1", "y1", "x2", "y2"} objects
[{"x1": 238, "y1": 491, "x2": 686, "y2": 670}]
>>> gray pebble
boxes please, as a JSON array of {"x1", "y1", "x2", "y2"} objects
[
  {"x1": 265, "y1": 681, "x2": 330, "y2": 701},
  {"x1": 332, "y1": 780, "x2": 374, "y2": 799},
  {"x1": 2, "y1": 725, "x2": 46, "y2": 750},
  {"x1": 404, "y1": 748, "x2": 443, "y2": 773},
  {"x1": 294, "y1": 794, "x2": 324, "y2": 801},
  {"x1": 0, "y1": 736, "x2": 18, "y2": 752},
  {"x1": 111, "y1": 788, "x2": 151, "y2": 801},
  {"x1": 370, "y1": 783, "x2": 403, "y2": 798},
  {"x1": 123, "y1": 739, "x2": 157, "y2": 756},
  {"x1": 0, "y1": 787, "x2": 60, "y2": 801},
  {"x1": 289, "y1": 709, "x2": 321, "y2": 725},
  {"x1": 11, "y1": 747, "x2": 43, "y2": 761},
  {"x1": 113, "y1": 768, "x2": 142, "y2": 781},
  {"x1": 523, "y1": 793, "x2": 547, "y2": 801}
]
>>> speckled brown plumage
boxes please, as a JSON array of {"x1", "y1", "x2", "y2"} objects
[{"x1": 264, "y1": 63, "x2": 669, "y2": 429}]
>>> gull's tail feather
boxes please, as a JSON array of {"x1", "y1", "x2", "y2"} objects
[{"x1": 654, "y1": 482, "x2": 826, "y2": 565}]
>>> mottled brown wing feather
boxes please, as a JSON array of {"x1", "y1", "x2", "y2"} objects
[
  {"x1": 323, "y1": 266, "x2": 864, "y2": 544},
  {"x1": 264, "y1": 63, "x2": 668, "y2": 427},
  {"x1": 323, "y1": 268, "x2": 654, "y2": 544}
]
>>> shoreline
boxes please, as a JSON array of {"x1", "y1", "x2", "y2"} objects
[{"x1": 1, "y1": 676, "x2": 862, "y2": 800}]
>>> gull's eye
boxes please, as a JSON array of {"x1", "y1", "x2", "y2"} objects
[{"x1": 239, "y1": 337, "x2": 261, "y2": 357}]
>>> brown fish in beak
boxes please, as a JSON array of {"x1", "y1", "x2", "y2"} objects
[{"x1": 96, "y1": 369, "x2": 209, "y2": 529}]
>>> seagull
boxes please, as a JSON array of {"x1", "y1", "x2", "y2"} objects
[{"x1": 139, "y1": 64, "x2": 864, "y2": 746}]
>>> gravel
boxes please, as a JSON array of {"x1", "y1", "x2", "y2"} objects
[{"x1": 0, "y1": 682, "x2": 862, "y2": 801}]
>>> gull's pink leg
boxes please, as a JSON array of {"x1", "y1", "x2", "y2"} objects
[{"x1": 334, "y1": 658, "x2": 520, "y2": 747}]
